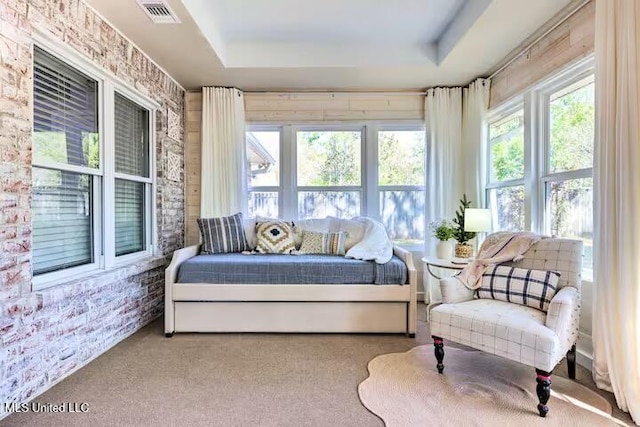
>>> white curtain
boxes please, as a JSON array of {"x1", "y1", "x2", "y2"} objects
[
  {"x1": 462, "y1": 78, "x2": 491, "y2": 207},
  {"x1": 200, "y1": 87, "x2": 247, "y2": 217},
  {"x1": 424, "y1": 87, "x2": 463, "y2": 254},
  {"x1": 592, "y1": 0, "x2": 640, "y2": 422}
]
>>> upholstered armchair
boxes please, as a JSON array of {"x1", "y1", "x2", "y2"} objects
[{"x1": 429, "y1": 237, "x2": 583, "y2": 417}]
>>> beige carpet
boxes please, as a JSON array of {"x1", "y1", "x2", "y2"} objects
[
  {"x1": 359, "y1": 345, "x2": 624, "y2": 426},
  {"x1": 2, "y1": 313, "x2": 633, "y2": 427}
]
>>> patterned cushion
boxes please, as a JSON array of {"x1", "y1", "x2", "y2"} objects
[
  {"x1": 477, "y1": 265, "x2": 559, "y2": 312},
  {"x1": 298, "y1": 231, "x2": 347, "y2": 255},
  {"x1": 197, "y1": 213, "x2": 250, "y2": 254},
  {"x1": 255, "y1": 221, "x2": 296, "y2": 254}
]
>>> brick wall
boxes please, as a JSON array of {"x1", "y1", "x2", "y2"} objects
[{"x1": 0, "y1": 0, "x2": 184, "y2": 412}]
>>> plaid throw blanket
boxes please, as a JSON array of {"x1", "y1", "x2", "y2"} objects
[{"x1": 456, "y1": 231, "x2": 543, "y2": 289}]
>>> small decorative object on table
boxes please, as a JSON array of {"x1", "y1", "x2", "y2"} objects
[
  {"x1": 429, "y1": 219, "x2": 454, "y2": 259},
  {"x1": 452, "y1": 194, "x2": 476, "y2": 258}
]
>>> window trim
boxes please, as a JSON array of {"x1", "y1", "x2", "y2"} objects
[{"x1": 32, "y1": 33, "x2": 159, "y2": 290}]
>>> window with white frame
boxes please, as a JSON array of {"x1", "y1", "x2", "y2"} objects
[
  {"x1": 487, "y1": 108, "x2": 525, "y2": 232},
  {"x1": 486, "y1": 60, "x2": 594, "y2": 280},
  {"x1": 296, "y1": 129, "x2": 362, "y2": 219},
  {"x1": 245, "y1": 125, "x2": 425, "y2": 245},
  {"x1": 377, "y1": 128, "x2": 425, "y2": 244},
  {"x1": 32, "y1": 44, "x2": 155, "y2": 287}
]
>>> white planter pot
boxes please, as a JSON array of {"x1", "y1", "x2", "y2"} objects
[{"x1": 435, "y1": 240, "x2": 454, "y2": 260}]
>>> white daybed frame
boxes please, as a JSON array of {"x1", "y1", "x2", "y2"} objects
[{"x1": 164, "y1": 245, "x2": 417, "y2": 336}]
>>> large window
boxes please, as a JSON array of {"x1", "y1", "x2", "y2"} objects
[
  {"x1": 32, "y1": 44, "x2": 156, "y2": 287},
  {"x1": 245, "y1": 125, "x2": 426, "y2": 245},
  {"x1": 487, "y1": 61, "x2": 594, "y2": 280}
]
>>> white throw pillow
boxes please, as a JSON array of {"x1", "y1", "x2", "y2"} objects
[
  {"x1": 243, "y1": 217, "x2": 257, "y2": 250},
  {"x1": 292, "y1": 217, "x2": 335, "y2": 248}
]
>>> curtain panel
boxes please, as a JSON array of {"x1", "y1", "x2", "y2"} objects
[
  {"x1": 200, "y1": 87, "x2": 247, "y2": 218},
  {"x1": 424, "y1": 87, "x2": 463, "y2": 254},
  {"x1": 592, "y1": 0, "x2": 640, "y2": 422}
]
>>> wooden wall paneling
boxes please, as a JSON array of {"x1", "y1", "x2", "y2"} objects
[
  {"x1": 185, "y1": 91, "x2": 202, "y2": 246},
  {"x1": 489, "y1": 0, "x2": 594, "y2": 108}
]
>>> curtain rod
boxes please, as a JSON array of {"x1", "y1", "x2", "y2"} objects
[{"x1": 487, "y1": 0, "x2": 591, "y2": 80}]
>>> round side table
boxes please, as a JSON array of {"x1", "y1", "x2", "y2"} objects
[{"x1": 421, "y1": 256, "x2": 469, "y2": 307}]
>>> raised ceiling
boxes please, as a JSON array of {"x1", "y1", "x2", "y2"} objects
[{"x1": 86, "y1": 0, "x2": 575, "y2": 91}]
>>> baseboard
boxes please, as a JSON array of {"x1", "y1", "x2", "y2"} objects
[
  {"x1": 417, "y1": 291, "x2": 426, "y2": 302},
  {"x1": 577, "y1": 331, "x2": 593, "y2": 371}
]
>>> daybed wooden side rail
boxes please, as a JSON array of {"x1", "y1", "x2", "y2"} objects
[
  {"x1": 394, "y1": 246, "x2": 418, "y2": 336},
  {"x1": 165, "y1": 244, "x2": 200, "y2": 335}
]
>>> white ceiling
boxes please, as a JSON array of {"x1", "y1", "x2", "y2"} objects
[{"x1": 86, "y1": 0, "x2": 575, "y2": 91}]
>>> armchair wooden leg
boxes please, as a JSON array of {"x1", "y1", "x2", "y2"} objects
[
  {"x1": 535, "y1": 369, "x2": 552, "y2": 417},
  {"x1": 432, "y1": 336, "x2": 445, "y2": 374},
  {"x1": 567, "y1": 344, "x2": 576, "y2": 379}
]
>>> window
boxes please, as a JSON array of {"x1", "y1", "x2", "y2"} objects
[
  {"x1": 378, "y1": 129, "x2": 425, "y2": 244},
  {"x1": 543, "y1": 75, "x2": 595, "y2": 280},
  {"x1": 486, "y1": 60, "x2": 594, "y2": 280},
  {"x1": 296, "y1": 130, "x2": 362, "y2": 219},
  {"x1": 245, "y1": 125, "x2": 425, "y2": 246},
  {"x1": 32, "y1": 43, "x2": 156, "y2": 287},
  {"x1": 487, "y1": 109, "x2": 525, "y2": 231},
  {"x1": 114, "y1": 93, "x2": 151, "y2": 256},
  {"x1": 32, "y1": 47, "x2": 100, "y2": 275},
  {"x1": 246, "y1": 129, "x2": 280, "y2": 218}
]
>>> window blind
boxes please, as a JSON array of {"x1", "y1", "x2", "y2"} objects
[
  {"x1": 32, "y1": 168, "x2": 94, "y2": 275},
  {"x1": 114, "y1": 93, "x2": 149, "y2": 256},
  {"x1": 33, "y1": 47, "x2": 99, "y2": 168},
  {"x1": 115, "y1": 179, "x2": 145, "y2": 256},
  {"x1": 115, "y1": 93, "x2": 149, "y2": 177},
  {"x1": 32, "y1": 47, "x2": 98, "y2": 275}
]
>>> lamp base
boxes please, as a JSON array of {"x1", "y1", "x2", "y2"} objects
[{"x1": 454, "y1": 243, "x2": 473, "y2": 258}]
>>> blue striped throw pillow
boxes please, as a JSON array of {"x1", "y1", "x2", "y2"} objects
[
  {"x1": 197, "y1": 212, "x2": 250, "y2": 254},
  {"x1": 477, "y1": 265, "x2": 560, "y2": 312}
]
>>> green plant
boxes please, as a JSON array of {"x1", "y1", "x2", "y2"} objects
[
  {"x1": 452, "y1": 194, "x2": 477, "y2": 245},
  {"x1": 429, "y1": 219, "x2": 454, "y2": 241}
]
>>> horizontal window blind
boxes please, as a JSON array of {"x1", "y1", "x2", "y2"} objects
[
  {"x1": 114, "y1": 93, "x2": 149, "y2": 257},
  {"x1": 32, "y1": 47, "x2": 99, "y2": 276},
  {"x1": 33, "y1": 47, "x2": 99, "y2": 169},
  {"x1": 115, "y1": 180, "x2": 145, "y2": 256},
  {"x1": 115, "y1": 93, "x2": 149, "y2": 177},
  {"x1": 32, "y1": 168, "x2": 94, "y2": 275}
]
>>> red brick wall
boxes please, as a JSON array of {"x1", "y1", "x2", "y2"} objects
[{"x1": 0, "y1": 0, "x2": 184, "y2": 412}]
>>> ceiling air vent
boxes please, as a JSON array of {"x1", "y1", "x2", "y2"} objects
[{"x1": 137, "y1": 0, "x2": 181, "y2": 24}]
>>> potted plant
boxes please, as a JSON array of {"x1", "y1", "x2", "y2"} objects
[
  {"x1": 430, "y1": 219, "x2": 455, "y2": 259},
  {"x1": 452, "y1": 194, "x2": 476, "y2": 258}
]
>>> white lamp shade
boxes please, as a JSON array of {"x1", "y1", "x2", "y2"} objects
[{"x1": 464, "y1": 208, "x2": 492, "y2": 232}]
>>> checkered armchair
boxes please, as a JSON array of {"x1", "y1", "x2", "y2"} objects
[{"x1": 429, "y1": 236, "x2": 583, "y2": 418}]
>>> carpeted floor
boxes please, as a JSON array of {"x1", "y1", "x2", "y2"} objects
[{"x1": 3, "y1": 307, "x2": 635, "y2": 426}]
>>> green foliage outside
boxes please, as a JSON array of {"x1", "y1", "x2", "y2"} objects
[{"x1": 297, "y1": 131, "x2": 361, "y2": 186}]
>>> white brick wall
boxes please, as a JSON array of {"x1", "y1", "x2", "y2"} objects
[{"x1": 0, "y1": 0, "x2": 185, "y2": 412}]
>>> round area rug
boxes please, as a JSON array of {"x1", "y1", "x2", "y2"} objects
[{"x1": 358, "y1": 346, "x2": 624, "y2": 426}]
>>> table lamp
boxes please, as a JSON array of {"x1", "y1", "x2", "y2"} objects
[{"x1": 464, "y1": 208, "x2": 492, "y2": 255}]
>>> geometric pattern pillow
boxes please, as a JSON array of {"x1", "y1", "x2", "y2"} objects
[
  {"x1": 197, "y1": 213, "x2": 250, "y2": 254},
  {"x1": 476, "y1": 265, "x2": 560, "y2": 312},
  {"x1": 255, "y1": 221, "x2": 296, "y2": 254},
  {"x1": 298, "y1": 231, "x2": 347, "y2": 255}
]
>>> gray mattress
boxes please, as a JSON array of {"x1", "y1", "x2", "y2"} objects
[{"x1": 176, "y1": 253, "x2": 408, "y2": 285}]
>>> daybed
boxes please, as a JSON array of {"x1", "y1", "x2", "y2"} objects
[{"x1": 164, "y1": 245, "x2": 417, "y2": 336}]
